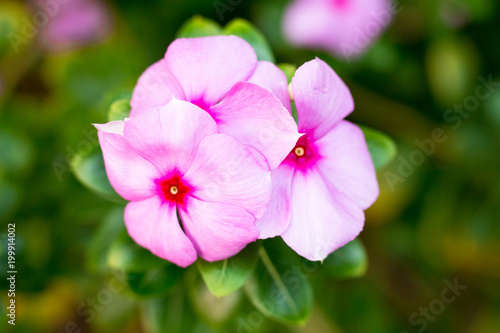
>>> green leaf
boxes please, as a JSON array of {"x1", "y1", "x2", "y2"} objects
[
  {"x1": 245, "y1": 247, "x2": 313, "y2": 325},
  {"x1": 0, "y1": 128, "x2": 34, "y2": 175},
  {"x1": 188, "y1": 270, "x2": 241, "y2": 324},
  {"x1": 108, "y1": 97, "x2": 131, "y2": 121},
  {"x1": 71, "y1": 149, "x2": 124, "y2": 202},
  {"x1": 142, "y1": 290, "x2": 198, "y2": 333},
  {"x1": 176, "y1": 16, "x2": 223, "y2": 38},
  {"x1": 126, "y1": 263, "x2": 184, "y2": 298},
  {"x1": 277, "y1": 63, "x2": 297, "y2": 84},
  {"x1": 323, "y1": 239, "x2": 368, "y2": 279},
  {"x1": 224, "y1": 19, "x2": 275, "y2": 62},
  {"x1": 198, "y1": 242, "x2": 260, "y2": 297},
  {"x1": 107, "y1": 230, "x2": 166, "y2": 272},
  {"x1": 87, "y1": 207, "x2": 127, "y2": 272},
  {"x1": 360, "y1": 126, "x2": 397, "y2": 170}
]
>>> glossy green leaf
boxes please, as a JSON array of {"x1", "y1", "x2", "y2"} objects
[
  {"x1": 361, "y1": 126, "x2": 397, "y2": 170},
  {"x1": 142, "y1": 290, "x2": 198, "y2": 333},
  {"x1": 224, "y1": 18, "x2": 275, "y2": 62},
  {"x1": 198, "y1": 242, "x2": 260, "y2": 297},
  {"x1": 188, "y1": 270, "x2": 241, "y2": 324},
  {"x1": 176, "y1": 16, "x2": 223, "y2": 38},
  {"x1": 71, "y1": 150, "x2": 124, "y2": 202},
  {"x1": 125, "y1": 263, "x2": 184, "y2": 298},
  {"x1": 87, "y1": 207, "x2": 126, "y2": 272},
  {"x1": 108, "y1": 97, "x2": 131, "y2": 121},
  {"x1": 323, "y1": 239, "x2": 368, "y2": 279},
  {"x1": 277, "y1": 63, "x2": 297, "y2": 84},
  {"x1": 245, "y1": 247, "x2": 313, "y2": 325},
  {"x1": 107, "y1": 230, "x2": 166, "y2": 272}
]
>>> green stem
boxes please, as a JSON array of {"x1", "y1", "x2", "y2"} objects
[{"x1": 258, "y1": 247, "x2": 299, "y2": 314}]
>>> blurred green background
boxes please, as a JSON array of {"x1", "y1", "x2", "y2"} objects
[{"x1": 1, "y1": 0, "x2": 500, "y2": 332}]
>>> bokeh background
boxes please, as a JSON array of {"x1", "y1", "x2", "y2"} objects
[{"x1": 1, "y1": 0, "x2": 500, "y2": 332}]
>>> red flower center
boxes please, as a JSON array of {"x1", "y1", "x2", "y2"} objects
[
  {"x1": 157, "y1": 174, "x2": 190, "y2": 204},
  {"x1": 293, "y1": 145, "x2": 306, "y2": 158},
  {"x1": 285, "y1": 135, "x2": 320, "y2": 171}
]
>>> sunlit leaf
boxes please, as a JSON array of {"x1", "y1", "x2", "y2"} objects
[
  {"x1": 360, "y1": 126, "x2": 397, "y2": 170},
  {"x1": 224, "y1": 18, "x2": 275, "y2": 62},
  {"x1": 71, "y1": 149, "x2": 124, "y2": 202},
  {"x1": 176, "y1": 16, "x2": 223, "y2": 38},
  {"x1": 107, "y1": 230, "x2": 166, "y2": 272},
  {"x1": 323, "y1": 239, "x2": 368, "y2": 279},
  {"x1": 245, "y1": 247, "x2": 313, "y2": 325},
  {"x1": 198, "y1": 242, "x2": 260, "y2": 297},
  {"x1": 189, "y1": 271, "x2": 241, "y2": 324},
  {"x1": 108, "y1": 97, "x2": 131, "y2": 121},
  {"x1": 278, "y1": 63, "x2": 297, "y2": 84}
]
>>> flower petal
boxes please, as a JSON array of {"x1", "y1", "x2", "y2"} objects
[
  {"x1": 179, "y1": 197, "x2": 258, "y2": 262},
  {"x1": 183, "y1": 133, "x2": 271, "y2": 219},
  {"x1": 283, "y1": 0, "x2": 334, "y2": 51},
  {"x1": 164, "y1": 36, "x2": 257, "y2": 107},
  {"x1": 125, "y1": 196, "x2": 197, "y2": 267},
  {"x1": 248, "y1": 61, "x2": 292, "y2": 112},
  {"x1": 210, "y1": 82, "x2": 301, "y2": 170},
  {"x1": 130, "y1": 59, "x2": 185, "y2": 117},
  {"x1": 123, "y1": 99, "x2": 217, "y2": 175},
  {"x1": 255, "y1": 163, "x2": 295, "y2": 239},
  {"x1": 292, "y1": 58, "x2": 354, "y2": 139},
  {"x1": 281, "y1": 168, "x2": 365, "y2": 261},
  {"x1": 283, "y1": 0, "x2": 391, "y2": 58},
  {"x1": 96, "y1": 122, "x2": 161, "y2": 201},
  {"x1": 315, "y1": 121, "x2": 379, "y2": 209}
]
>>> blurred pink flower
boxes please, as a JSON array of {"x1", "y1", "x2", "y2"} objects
[
  {"x1": 130, "y1": 35, "x2": 300, "y2": 170},
  {"x1": 256, "y1": 58, "x2": 379, "y2": 261},
  {"x1": 95, "y1": 99, "x2": 272, "y2": 267},
  {"x1": 39, "y1": 0, "x2": 113, "y2": 51},
  {"x1": 283, "y1": 0, "x2": 393, "y2": 60}
]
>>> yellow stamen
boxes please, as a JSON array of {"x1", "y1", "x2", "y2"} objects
[
  {"x1": 170, "y1": 186, "x2": 179, "y2": 195},
  {"x1": 294, "y1": 146, "x2": 305, "y2": 157}
]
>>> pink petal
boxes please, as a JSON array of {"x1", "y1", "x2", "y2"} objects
[
  {"x1": 42, "y1": 0, "x2": 112, "y2": 50},
  {"x1": 255, "y1": 163, "x2": 295, "y2": 239},
  {"x1": 210, "y1": 82, "x2": 301, "y2": 170},
  {"x1": 125, "y1": 196, "x2": 197, "y2": 267},
  {"x1": 123, "y1": 99, "x2": 217, "y2": 175},
  {"x1": 315, "y1": 121, "x2": 379, "y2": 209},
  {"x1": 183, "y1": 133, "x2": 272, "y2": 219},
  {"x1": 292, "y1": 58, "x2": 354, "y2": 140},
  {"x1": 248, "y1": 61, "x2": 292, "y2": 112},
  {"x1": 164, "y1": 36, "x2": 257, "y2": 107},
  {"x1": 283, "y1": 0, "x2": 391, "y2": 58},
  {"x1": 96, "y1": 122, "x2": 161, "y2": 201},
  {"x1": 130, "y1": 59, "x2": 185, "y2": 117},
  {"x1": 281, "y1": 168, "x2": 365, "y2": 261},
  {"x1": 283, "y1": 0, "x2": 334, "y2": 51},
  {"x1": 179, "y1": 197, "x2": 258, "y2": 262}
]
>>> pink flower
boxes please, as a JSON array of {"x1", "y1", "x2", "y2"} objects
[
  {"x1": 95, "y1": 99, "x2": 272, "y2": 267},
  {"x1": 283, "y1": 0, "x2": 393, "y2": 60},
  {"x1": 256, "y1": 58, "x2": 379, "y2": 261},
  {"x1": 130, "y1": 35, "x2": 299, "y2": 170},
  {"x1": 40, "y1": 0, "x2": 113, "y2": 52}
]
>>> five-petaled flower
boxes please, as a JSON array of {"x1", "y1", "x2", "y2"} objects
[
  {"x1": 256, "y1": 58, "x2": 379, "y2": 261},
  {"x1": 130, "y1": 35, "x2": 299, "y2": 170},
  {"x1": 95, "y1": 99, "x2": 272, "y2": 267},
  {"x1": 283, "y1": 0, "x2": 392, "y2": 60}
]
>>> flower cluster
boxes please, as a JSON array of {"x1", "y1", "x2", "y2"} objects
[{"x1": 95, "y1": 36, "x2": 378, "y2": 267}]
